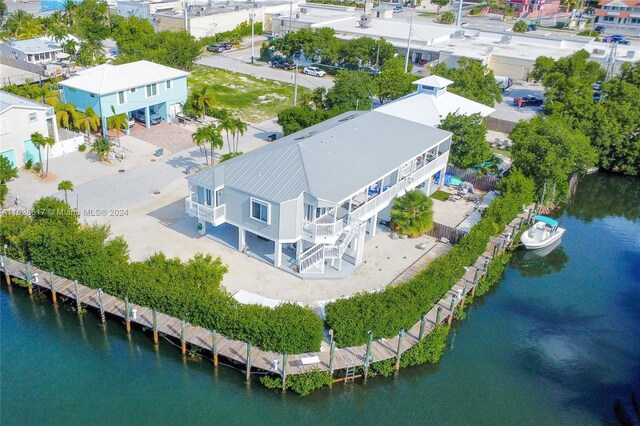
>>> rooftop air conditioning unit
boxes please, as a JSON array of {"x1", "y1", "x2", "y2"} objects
[
  {"x1": 592, "y1": 48, "x2": 606, "y2": 55},
  {"x1": 300, "y1": 7, "x2": 307, "y2": 13},
  {"x1": 195, "y1": 11, "x2": 201, "y2": 15},
  {"x1": 626, "y1": 50, "x2": 635, "y2": 58},
  {"x1": 235, "y1": 5, "x2": 240, "y2": 11},
  {"x1": 499, "y1": 35, "x2": 512, "y2": 44},
  {"x1": 359, "y1": 14, "x2": 371, "y2": 29},
  {"x1": 295, "y1": 12, "x2": 300, "y2": 18},
  {"x1": 452, "y1": 30, "x2": 465, "y2": 39}
]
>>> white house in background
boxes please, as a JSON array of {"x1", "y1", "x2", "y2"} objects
[
  {"x1": 0, "y1": 38, "x2": 63, "y2": 65},
  {"x1": 185, "y1": 110, "x2": 452, "y2": 277},
  {"x1": 375, "y1": 75, "x2": 495, "y2": 126},
  {"x1": 0, "y1": 91, "x2": 60, "y2": 168}
]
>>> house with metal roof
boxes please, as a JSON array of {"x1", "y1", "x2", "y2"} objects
[
  {"x1": 0, "y1": 38, "x2": 63, "y2": 65},
  {"x1": 186, "y1": 110, "x2": 452, "y2": 276},
  {"x1": 375, "y1": 75, "x2": 495, "y2": 127},
  {"x1": 59, "y1": 60, "x2": 189, "y2": 135}
]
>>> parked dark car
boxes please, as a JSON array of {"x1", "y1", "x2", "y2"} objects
[
  {"x1": 222, "y1": 42, "x2": 232, "y2": 50},
  {"x1": 206, "y1": 44, "x2": 224, "y2": 53},
  {"x1": 513, "y1": 95, "x2": 544, "y2": 107},
  {"x1": 608, "y1": 35, "x2": 630, "y2": 44},
  {"x1": 132, "y1": 109, "x2": 162, "y2": 125},
  {"x1": 393, "y1": 4, "x2": 403, "y2": 12},
  {"x1": 271, "y1": 60, "x2": 294, "y2": 70},
  {"x1": 527, "y1": 24, "x2": 538, "y2": 31},
  {"x1": 363, "y1": 66, "x2": 380, "y2": 75},
  {"x1": 594, "y1": 25, "x2": 605, "y2": 34}
]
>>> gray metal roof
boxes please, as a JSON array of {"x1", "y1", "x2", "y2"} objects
[
  {"x1": 3, "y1": 38, "x2": 62, "y2": 54},
  {"x1": 0, "y1": 91, "x2": 51, "y2": 114},
  {"x1": 189, "y1": 110, "x2": 451, "y2": 203}
]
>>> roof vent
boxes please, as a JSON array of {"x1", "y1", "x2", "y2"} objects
[
  {"x1": 295, "y1": 130, "x2": 317, "y2": 140},
  {"x1": 339, "y1": 114, "x2": 358, "y2": 122},
  {"x1": 592, "y1": 48, "x2": 605, "y2": 55},
  {"x1": 359, "y1": 14, "x2": 371, "y2": 29},
  {"x1": 499, "y1": 35, "x2": 512, "y2": 44},
  {"x1": 626, "y1": 50, "x2": 635, "y2": 58},
  {"x1": 451, "y1": 30, "x2": 465, "y2": 39}
]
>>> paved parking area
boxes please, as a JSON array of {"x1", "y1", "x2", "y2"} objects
[
  {"x1": 492, "y1": 84, "x2": 545, "y2": 121},
  {"x1": 130, "y1": 122, "x2": 195, "y2": 154}
]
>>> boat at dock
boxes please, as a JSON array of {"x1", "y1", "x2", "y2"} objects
[{"x1": 521, "y1": 215, "x2": 565, "y2": 249}]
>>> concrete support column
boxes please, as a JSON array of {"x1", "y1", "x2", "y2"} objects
[
  {"x1": 426, "y1": 174, "x2": 432, "y2": 195},
  {"x1": 144, "y1": 105, "x2": 151, "y2": 129},
  {"x1": 238, "y1": 227, "x2": 246, "y2": 252},
  {"x1": 368, "y1": 212, "x2": 378, "y2": 237},
  {"x1": 354, "y1": 223, "x2": 366, "y2": 265},
  {"x1": 49, "y1": 118, "x2": 60, "y2": 144},
  {"x1": 438, "y1": 166, "x2": 446, "y2": 187},
  {"x1": 274, "y1": 241, "x2": 282, "y2": 267},
  {"x1": 295, "y1": 240, "x2": 302, "y2": 261}
]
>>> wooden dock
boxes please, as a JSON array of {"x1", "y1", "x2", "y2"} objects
[{"x1": 0, "y1": 209, "x2": 531, "y2": 381}]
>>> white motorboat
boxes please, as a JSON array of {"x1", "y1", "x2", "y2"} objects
[{"x1": 521, "y1": 215, "x2": 565, "y2": 249}]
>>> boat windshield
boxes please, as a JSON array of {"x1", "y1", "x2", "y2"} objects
[{"x1": 533, "y1": 215, "x2": 559, "y2": 227}]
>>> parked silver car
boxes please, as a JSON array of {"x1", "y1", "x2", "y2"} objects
[{"x1": 302, "y1": 66, "x2": 326, "y2": 77}]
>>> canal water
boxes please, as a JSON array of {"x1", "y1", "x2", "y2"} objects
[{"x1": 2, "y1": 173, "x2": 639, "y2": 425}]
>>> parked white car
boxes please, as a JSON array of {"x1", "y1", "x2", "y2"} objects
[{"x1": 303, "y1": 66, "x2": 326, "y2": 77}]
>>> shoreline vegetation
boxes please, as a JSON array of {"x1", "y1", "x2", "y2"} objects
[{"x1": 0, "y1": 169, "x2": 534, "y2": 396}]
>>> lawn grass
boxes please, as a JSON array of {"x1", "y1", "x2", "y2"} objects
[
  {"x1": 430, "y1": 190, "x2": 451, "y2": 202},
  {"x1": 419, "y1": 12, "x2": 437, "y2": 17},
  {"x1": 188, "y1": 66, "x2": 309, "y2": 123}
]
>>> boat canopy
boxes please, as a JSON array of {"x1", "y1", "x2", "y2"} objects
[{"x1": 533, "y1": 215, "x2": 559, "y2": 227}]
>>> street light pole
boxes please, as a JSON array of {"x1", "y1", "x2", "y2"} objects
[{"x1": 404, "y1": 16, "x2": 414, "y2": 73}]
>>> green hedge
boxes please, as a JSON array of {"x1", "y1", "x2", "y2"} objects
[
  {"x1": 325, "y1": 169, "x2": 534, "y2": 347},
  {"x1": 260, "y1": 370, "x2": 333, "y2": 396},
  {"x1": 0, "y1": 198, "x2": 323, "y2": 353}
]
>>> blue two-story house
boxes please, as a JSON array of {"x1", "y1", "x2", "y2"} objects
[{"x1": 59, "y1": 60, "x2": 189, "y2": 136}]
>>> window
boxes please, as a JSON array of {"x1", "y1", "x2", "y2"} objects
[
  {"x1": 117, "y1": 91, "x2": 126, "y2": 105},
  {"x1": 130, "y1": 87, "x2": 137, "y2": 93},
  {"x1": 69, "y1": 87, "x2": 76, "y2": 92},
  {"x1": 205, "y1": 189, "x2": 212, "y2": 206},
  {"x1": 165, "y1": 80, "x2": 172, "y2": 90},
  {"x1": 28, "y1": 112, "x2": 37, "y2": 122},
  {"x1": 250, "y1": 198, "x2": 270, "y2": 224},
  {"x1": 90, "y1": 93, "x2": 95, "y2": 98},
  {"x1": 146, "y1": 83, "x2": 158, "y2": 97}
]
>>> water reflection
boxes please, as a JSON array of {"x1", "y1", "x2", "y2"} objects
[
  {"x1": 511, "y1": 241, "x2": 570, "y2": 278},
  {"x1": 566, "y1": 173, "x2": 640, "y2": 222}
]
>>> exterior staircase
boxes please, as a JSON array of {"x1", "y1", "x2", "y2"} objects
[{"x1": 298, "y1": 220, "x2": 362, "y2": 273}]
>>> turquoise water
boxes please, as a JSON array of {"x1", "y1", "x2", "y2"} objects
[{"x1": 1, "y1": 173, "x2": 639, "y2": 425}]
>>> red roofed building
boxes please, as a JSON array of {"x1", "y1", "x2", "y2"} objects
[{"x1": 595, "y1": 0, "x2": 640, "y2": 25}]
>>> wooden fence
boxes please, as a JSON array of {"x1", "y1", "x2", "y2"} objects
[
  {"x1": 427, "y1": 222, "x2": 468, "y2": 244},
  {"x1": 446, "y1": 165, "x2": 499, "y2": 192}
]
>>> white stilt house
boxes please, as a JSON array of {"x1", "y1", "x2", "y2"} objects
[{"x1": 185, "y1": 109, "x2": 452, "y2": 276}]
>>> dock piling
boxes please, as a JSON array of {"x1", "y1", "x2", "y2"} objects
[
  {"x1": 1, "y1": 254, "x2": 10, "y2": 286},
  {"x1": 124, "y1": 297, "x2": 131, "y2": 334},
  {"x1": 363, "y1": 331, "x2": 373, "y2": 382},
  {"x1": 436, "y1": 306, "x2": 442, "y2": 324},
  {"x1": 419, "y1": 316, "x2": 426, "y2": 340},
  {"x1": 180, "y1": 319, "x2": 186, "y2": 355},
  {"x1": 245, "y1": 341, "x2": 252, "y2": 382},
  {"x1": 73, "y1": 280, "x2": 80, "y2": 311},
  {"x1": 448, "y1": 295, "x2": 457, "y2": 325},
  {"x1": 394, "y1": 329, "x2": 404, "y2": 372},
  {"x1": 152, "y1": 307, "x2": 158, "y2": 345},
  {"x1": 281, "y1": 352, "x2": 287, "y2": 391},
  {"x1": 211, "y1": 329, "x2": 218, "y2": 367},
  {"x1": 97, "y1": 288, "x2": 105, "y2": 323},
  {"x1": 48, "y1": 271, "x2": 57, "y2": 304},
  {"x1": 25, "y1": 261, "x2": 33, "y2": 295}
]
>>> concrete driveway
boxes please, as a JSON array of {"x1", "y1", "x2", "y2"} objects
[{"x1": 492, "y1": 84, "x2": 545, "y2": 121}]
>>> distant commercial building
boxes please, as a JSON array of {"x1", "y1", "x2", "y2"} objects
[
  {"x1": 0, "y1": 38, "x2": 63, "y2": 65},
  {"x1": 59, "y1": 60, "x2": 188, "y2": 136},
  {"x1": 507, "y1": 0, "x2": 562, "y2": 18},
  {"x1": 595, "y1": 0, "x2": 640, "y2": 26},
  {"x1": 115, "y1": 0, "x2": 184, "y2": 29}
]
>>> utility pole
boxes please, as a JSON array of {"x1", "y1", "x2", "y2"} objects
[
  {"x1": 250, "y1": 4, "x2": 257, "y2": 64},
  {"x1": 289, "y1": 1, "x2": 293, "y2": 34},
  {"x1": 293, "y1": 59, "x2": 298, "y2": 106},
  {"x1": 183, "y1": 0, "x2": 189, "y2": 33},
  {"x1": 404, "y1": 16, "x2": 414, "y2": 73}
]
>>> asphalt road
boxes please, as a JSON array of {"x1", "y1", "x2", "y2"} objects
[{"x1": 196, "y1": 43, "x2": 334, "y2": 91}]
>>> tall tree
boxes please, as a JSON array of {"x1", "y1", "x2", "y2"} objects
[
  {"x1": 207, "y1": 125, "x2": 224, "y2": 165},
  {"x1": 190, "y1": 87, "x2": 215, "y2": 120},
  {"x1": 439, "y1": 113, "x2": 494, "y2": 170},
  {"x1": 192, "y1": 126, "x2": 211, "y2": 165},
  {"x1": 74, "y1": 107, "x2": 101, "y2": 143},
  {"x1": 57, "y1": 180, "x2": 74, "y2": 204},
  {"x1": 54, "y1": 102, "x2": 79, "y2": 130},
  {"x1": 30, "y1": 132, "x2": 55, "y2": 178},
  {"x1": 90, "y1": 137, "x2": 114, "y2": 162},
  {"x1": 431, "y1": 0, "x2": 451, "y2": 15},
  {"x1": 431, "y1": 57, "x2": 503, "y2": 106},
  {"x1": 106, "y1": 106, "x2": 129, "y2": 146},
  {"x1": 510, "y1": 115, "x2": 598, "y2": 202},
  {"x1": 0, "y1": 156, "x2": 18, "y2": 207},
  {"x1": 231, "y1": 118, "x2": 247, "y2": 153},
  {"x1": 375, "y1": 56, "x2": 419, "y2": 104},
  {"x1": 3, "y1": 10, "x2": 43, "y2": 39},
  {"x1": 326, "y1": 70, "x2": 375, "y2": 111}
]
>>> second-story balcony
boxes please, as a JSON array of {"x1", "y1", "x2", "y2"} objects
[
  {"x1": 185, "y1": 197, "x2": 226, "y2": 226},
  {"x1": 304, "y1": 213, "x2": 346, "y2": 244}
]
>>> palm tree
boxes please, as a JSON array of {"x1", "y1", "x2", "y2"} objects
[
  {"x1": 231, "y1": 118, "x2": 248, "y2": 153},
  {"x1": 62, "y1": 0, "x2": 77, "y2": 26},
  {"x1": 207, "y1": 125, "x2": 224, "y2": 165},
  {"x1": 43, "y1": 11, "x2": 69, "y2": 42},
  {"x1": 74, "y1": 107, "x2": 100, "y2": 143},
  {"x1": 4, "y1": 10, "x2": 44, "y2": 40},
  {"x1": 191, "y1": 87, "x2": 215, "y2": 120},
  {"x1": 192, "y1": 126, "x2": 211, "y2": 165},
  {"x1": 30, "y1": 132, "x2": 55, "y2": 178},
  {"x1": 390, "y1": 190, "x2": 434, "y2": 238},
  {"x1": 90, "y1": 137, "x2": 114, "y2": 162},
  {"x1": 219, "y1": 115, "x2": 234, "y2": 152},
  {"x1": 54, "y1": 102, "x2": 78, "y2": 129},
  {"x1": 57, "y1": 180, "x2": 74, "y2": 204},
  {"x1": 106, "y1": 106, "x2": 129, "y2": 147}
]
